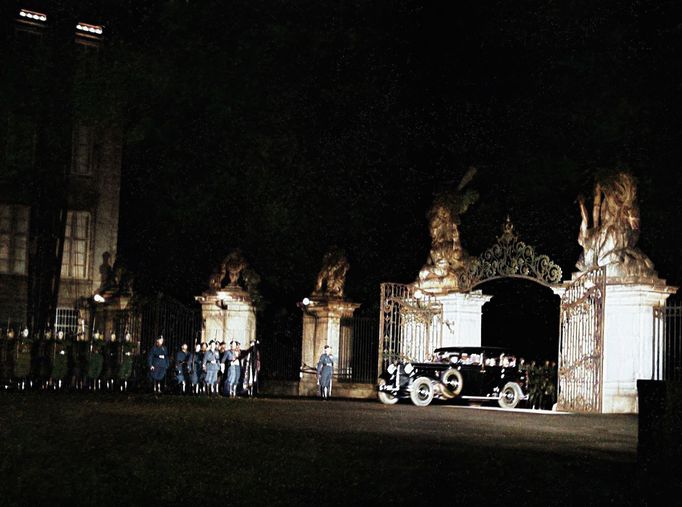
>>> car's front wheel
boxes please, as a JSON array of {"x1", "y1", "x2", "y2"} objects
[
  {"x1": 410, "y1": 376, "x2": 434, "y2": 407},
  {"x1": 378, "y1": 379, "x2": 399, "y2": 405},
  {"x1": 440, "y1": 368, "x2": 464, "y2": 399},
  {"x1": 498, "y1": 382, "x2": 524, "y2": 409}
]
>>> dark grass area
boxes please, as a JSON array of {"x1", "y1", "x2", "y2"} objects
[{"x1": 1, "y1": 394, "x2": 638, "y2": 505}]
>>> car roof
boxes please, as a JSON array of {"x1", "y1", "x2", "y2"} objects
[{"x1": 433, "y1": 346, "x2": 514, "y2": 354}]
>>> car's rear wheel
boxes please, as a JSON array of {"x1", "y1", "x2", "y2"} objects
[
  {"x1": 440, "y1": 368, "x2": 464, "y2": 399},
  {"x1": 378, "y1": 379, "x2": 399, "y2": 405},
  {"x1": 498, "y1": 382, "x2": 524, "y2": 409},
  {"x1": 410, "y1": 376, "x2": 434, "y2": 407}
]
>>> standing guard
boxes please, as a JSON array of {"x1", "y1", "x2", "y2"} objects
[
  {"x1": 38, "y1": 328, "x2": 53, "y2": 389},
  {"x1": 188, "y1": 343, "x2": 202, "y2": 395},
  {"x1": 103, "y1": 332, "x2": 120, "y2": 391},
  {"x1": 0, "y1": 328, "x2": 12, "y2": 389},
  {"x1": 223, "y1": 340, "x2": 241, "y2": 398},
  {"x1": 202, "y1": 340, "x2": 220, "y2": 396},
  {"x1": 71, "y1": 329, "x2": 88, "y2": 390},
  {"x1": 14, "y1": 328, "x2": 33, "y2": 391},
  {"x1": 148, "y1": 335, "x2": 169, "y2": 393},
  {"x1": 175, "y1": 344, "x2": 190, "y2": 393},
  {"x1": 240, "y1": 340, "x2": 260, "y2": 397},
  {"x1": 316, "y1": 344, "x2": 334, "y2": 400},
  {"x1": 117, "y1": 332, "x2": 136, "y2": 391},
  {"x1": 49, "y1": 331, "x2": 70, "y2": 390},
  {"x1": 87, "y1": 331, "x2": 105, "y2": 391}
]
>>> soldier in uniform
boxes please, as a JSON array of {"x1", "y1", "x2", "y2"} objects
[
  {"x1": 87, "y1": 331, "x2": 105, "y2": 391},
  {"x1": 202, "y1": 340, "x2": 220, "y2": 396},
  {"x1": 316, "y1": 344, "x2": 334, "y2": 400},
  {"x1": 188, "y1": 343, "x2": 202, "y2": 395},
  {"x1": 117, "y1": 332, "x2": 136, "y2": 392},
  {"x1": 223, "y1": 340, "x2": 241, "y2": 398},
  {"x1": 14, "y1": 328, "x2": 33, "y2": 391},
  {"x1": 174, "y1": 343, "x2": 189, "y2": 393},
  {"x1": 38, "y1": 328, "x2": 53, "y2": 389},
  {"x1": 527, "y1": 360, "x2": 541, "y2": 409},
  {"x1": 49, "y1": 331, "x2": 70, "y2": 390},
  {"x1": 0, "y1": 328, "x2": 9, "y2": 389},
  {"x1": 199, "y1": 342, "x2": 207, "y2": 393},
  {"x1": 103, "y1": 332, "x2": 120, "y2": 391},
  {"x1": 217, "y1": 341, "x2": 227, "y2": 389},
  {"x1": 148, "y1": 335, "x2": 169, "y2": 393}
]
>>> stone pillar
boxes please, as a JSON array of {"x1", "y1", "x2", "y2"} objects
[
  {"x1": 195, "y1": 288, "x2": 256, "y2": 345},
  {"x1": 435, "y1": 290, "x2": 492, "y2": 348},
  {"x1": 602, "y1": 280, "x2": 676, "y2": 413},
  {"x1": 298, "y1": 297, "x2": 360, "y2": 396}
]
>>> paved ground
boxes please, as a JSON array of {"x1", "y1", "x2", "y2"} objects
[{"x1": 0, "y1": 394, "x2": 639, "y2": 505}]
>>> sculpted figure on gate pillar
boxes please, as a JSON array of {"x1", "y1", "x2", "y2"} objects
[
  {"x1": 576, "y1": 172, "x2": 656, "y2": 280},
  {"x1": 417, "y1": 167, "x2": 478, "y2": 292}
]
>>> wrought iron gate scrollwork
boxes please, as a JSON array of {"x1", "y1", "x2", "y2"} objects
[
  {"x1": 557, "y1": 267, "x2": 605, "y2": 413},
  {"x1": 458, "y1": 217, "x2": 563, "y2": 290},
  {"x1": 378, "y1": 283, "x2": 443, "y2": 374}
]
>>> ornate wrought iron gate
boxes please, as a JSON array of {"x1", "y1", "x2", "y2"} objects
[
  {"x1": 557, "y1": 267, "x2": 606, "y2": 412},
  {"x1": 378, "y1": 283, "x2": 443, "y2": 374}
]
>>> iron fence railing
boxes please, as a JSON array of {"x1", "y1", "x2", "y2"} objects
[{"x1": 340, "y1": 316, "x2": 378, "y2": 383}]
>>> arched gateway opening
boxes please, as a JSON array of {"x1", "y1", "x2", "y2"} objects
[
  {"x1": 379, "y1": 217, "x2": 572, "y2": 409},
  {"x1": 476, "y1": 277, "x2": 560, "y2": 364}
]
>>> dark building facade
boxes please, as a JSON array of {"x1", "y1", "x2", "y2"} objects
[{"x1": 0, "y1": 8, "x2": 121, "y2": 335}]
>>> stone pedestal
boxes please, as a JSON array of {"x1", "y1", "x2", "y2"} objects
[
  {"x1": 435, "y1": 290, "x2": 492, "y2": 348},
  {"x1": 195, "y1": 288, "x2": 256, "y2": 345},
  {"x1": 299, "y1": 297, "x2": 360, "y2": 396},
  {"x1": 601, "y1": 280, "x2": 676, "y2": 413}
]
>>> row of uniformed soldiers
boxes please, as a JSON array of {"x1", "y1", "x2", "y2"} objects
[
  {"x1": 148, "y1": 336, "x2": 259, "y2": 397},
  {"x1": 0, "y1": 328, "x2": 138, "y2": 391}
]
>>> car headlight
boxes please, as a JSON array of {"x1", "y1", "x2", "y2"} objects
[
  {"x1": 387, "y1": 363, "x2": 397, "y2": 375},
  {"x1": 404, "y1": 362, "x2": 414, "y2": 375}
]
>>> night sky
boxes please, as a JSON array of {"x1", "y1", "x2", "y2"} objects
[{"x1": 7, "y1": 1, "x2": 682, "y2": 356}]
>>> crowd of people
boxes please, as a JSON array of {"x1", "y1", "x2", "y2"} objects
[{"x1": 0, "y1": 328, "x2": 259, "y2": 397}]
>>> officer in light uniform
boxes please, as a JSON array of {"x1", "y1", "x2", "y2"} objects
[
  {"x1": 316, "y1": 344, "x2": 334, "y2": 399},
  {"x1": 202, "y1": 340, "x2": 220, "y2": 396}
]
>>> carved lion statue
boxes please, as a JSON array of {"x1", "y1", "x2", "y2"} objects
[
  {"x1": 314, "y1": 248, "x2": 350, "y2": 298},
  {"x1": 223, "y1": 249, "x2": 247, "y2": 287}
]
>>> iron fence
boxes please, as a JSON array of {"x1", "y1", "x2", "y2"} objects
[
  {"x1": 340, "y1": 316, "x2": 379, "y2": 383},
  {"x1": 653, "y1": 303, "x2": 682, "y2": 381},
  {"x1": 259, "y1": 312, "x2": 302, "y2": 381},
  {"x1": 260, "y1": 338, "x2": 301, "y2": 381},
  {"x1": 135, "y1": 294, "x2": 201, "y2": 359}
]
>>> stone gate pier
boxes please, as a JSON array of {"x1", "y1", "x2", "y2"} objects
[
  {"x1": 195, "y1": 250, "x2": 257, "y2": 345},
  {"x1": 601, "y1": 279, "x2": 676, "y2": 413}
]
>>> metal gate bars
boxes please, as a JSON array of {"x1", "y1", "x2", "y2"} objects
[{"x1": 557, "y1": 267, "x2": 605, "y2": 413}]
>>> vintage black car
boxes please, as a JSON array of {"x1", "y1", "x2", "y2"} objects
[{"x1": 378, "y1": 346, "x2": 528, "y2": 408}]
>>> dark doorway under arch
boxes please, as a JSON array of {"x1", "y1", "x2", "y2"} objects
[{"x1": 478, "y1": 278, "x2": 560, "y2": 363}]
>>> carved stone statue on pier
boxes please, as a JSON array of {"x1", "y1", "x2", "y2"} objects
[
  {"x1": 208, "y1": 263, "x2": 226, "y2": 292},
  {"x1": 313, "y1": 248, "x2": 350, "y2": 298},
  {"x1": 576, "y1": 172, "x2": 656, "y2": 280},
  {"x1": 417, "y1": 167, "x2": 478, "y2": 292},
  {"x1": 223, "y1": 249, "x2": 247, "y2": 287}
]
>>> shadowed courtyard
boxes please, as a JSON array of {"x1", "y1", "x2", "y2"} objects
[{"x1": 0, "y1": 394, "x2": 637, "y2": 505}]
